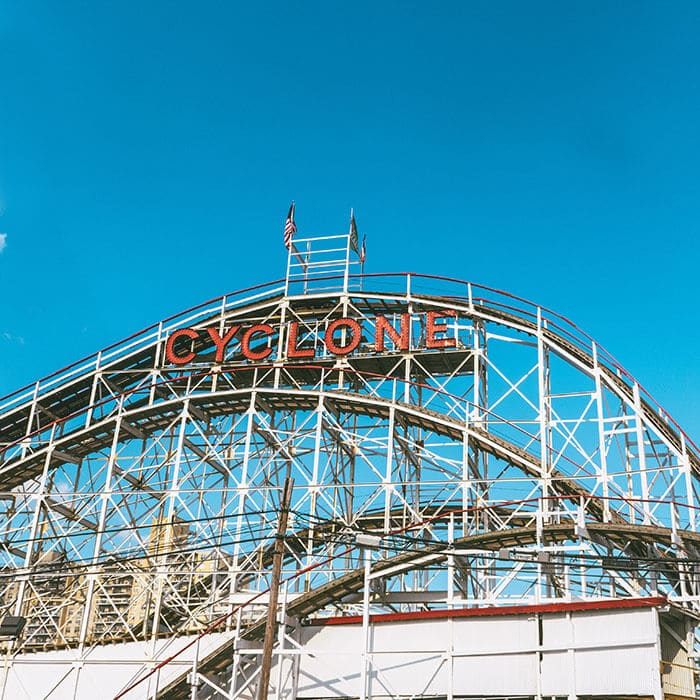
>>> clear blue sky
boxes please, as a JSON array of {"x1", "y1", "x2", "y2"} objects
[{"x1": 1, "y1": 2, "x2": 699, "y2": 437}]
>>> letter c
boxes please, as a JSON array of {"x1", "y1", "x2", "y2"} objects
[
  {"x1": 241, "y1": 324, "x2": 274, "y2": 360},
  {"x1": 165, "y1": 328, "x2": 199, "y2": 364}
]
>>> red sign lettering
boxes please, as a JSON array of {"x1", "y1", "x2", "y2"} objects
[
  {"x1": 164, "y1": 311, "x2": 460, "y2": 365},
  {"x1": 287, "y1": 321, "x2": 314, "y2": 358},
  {"x1": 241, "y1": 324, "x2": 274, "y2": 360},
  {"x1": 325, "y1": 318, "x2": 362, "y2": 356},
  {"x1": 374, "y1": 314, "x2": 410, "y2": 352},
  {"x1": 426, "y1": 311, "x2": 456, "y2": 349},
  {"x1": 165, "y1": 328, "x2": 199, "y2": 365},
  {"x1": 206, "y1": 326, "x2": 240, "y2": 363}
]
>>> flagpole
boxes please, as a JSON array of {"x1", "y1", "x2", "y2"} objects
[{"x1": 284, "y1": 201, "x2": 296, "y2": 295}]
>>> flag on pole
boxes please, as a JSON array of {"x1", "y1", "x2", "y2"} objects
[
  {"x1": 360, "y1": 235, "x2": 366, "y2": 264},
  {"x1": 349, "y1": 210, "x2": 359, "y2": 255},
  {"x1": 284, "y1": 202, "x2": 296, "y2": 249}
]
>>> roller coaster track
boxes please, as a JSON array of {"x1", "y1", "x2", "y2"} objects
[
  {"x1": 1, "y1": 282, "x2": 697, "y2": 476},
  {"x1": 1, "y1": 274, "x2": 698, "y2": 698}
]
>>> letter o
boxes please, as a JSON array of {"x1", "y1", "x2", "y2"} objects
[{"x1": 325, "y1": 318, "x2": 362, "y2": 356}]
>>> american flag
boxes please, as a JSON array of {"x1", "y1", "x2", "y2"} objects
[{"x1": 284, "y1": 202, "x2": 296, "y2": 249}]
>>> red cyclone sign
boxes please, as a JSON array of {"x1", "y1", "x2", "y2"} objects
[{"x1": 165, "y1": 311, "x2": 456, "y2": 365}]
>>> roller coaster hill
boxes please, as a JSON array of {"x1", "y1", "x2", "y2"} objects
[{"x1": 0, "y1": 226, "x2": 699, "y2": 699}]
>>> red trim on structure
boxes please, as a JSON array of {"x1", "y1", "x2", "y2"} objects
[{"x1": 316, "y1": 596, "x2": 668, "y2": 627}]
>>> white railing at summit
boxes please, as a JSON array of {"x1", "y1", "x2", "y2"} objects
[
  {"x1": 286, "y1": 233, "x2": 363, "y2": 295},
  {"x1": 0, "y1": 272, "x2": 695, "y2": 463}
]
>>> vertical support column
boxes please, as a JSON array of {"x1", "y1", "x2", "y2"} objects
[
  {"x1": 230, "y1": 393, "x2": 256, "y2": 607},
  {"x1": 20, "y1": 382, "x2": 40, "y2": 460},
  {"x1": 284, "y1": 235, "x2": 293, "y2": 297},
  {"x1": 150, "y1": 404, "x2": 189, "y2": 644},
  {"x1": 447, "y1": 514, "x2": 455, "y2": 607},
  {"x1": 341, "y1": 414, "x2": 356, "y2": 525},
  {"x1": 13, "y1": 437, "x2": 55, "y2": 619},
  {"x1": 471, "y1": 319, "x2": 483, "y2": 428},
  {"x1": 447, "y1": 488, "x2": 458, "y2": 699},
  {"x1": 148, "y1": 323, "x2": 163, "y2": 407},
  {"x1": 632, "y1": 383, "x2": 651, "y2": 524},
  {"x1": 403, "y1": 298, "x2": 414, "y2": 406},
  {"x1": 303, "y1": 240, "x2": 312, "y2": 293},
  {"x1": 275, "y1": 301, "x2": 288, "y2": 391},
  {"x1": 189, "y1": 638, "x2": 201, "y2": 700},
  {"x1": 336, "y1": 232, "x2": 352, "y2": 393},
  {"x1": 150, "y1": 665, "x2": 163, "y2": 700},
  {"x1": 680, "y1": 433, "x2": 696, "y2": 532},
  {"x1": 567, "y1": 611, "x2": 577, "y2": 700},
  {"x1": 534, "y1": 612, "x2": 543, "y2": 700},
  {"x1": 652, "y1": 609, "x2": 665, "y2": 700},
  {"x1": 580, "y1": 537, "x2": 587, "y2": 598},
  {"x1": 383, "y1": 406, "x2": 396, "y2": 533},
  {"x1": 228, "y1": 608, "x2": 244, "y2": 698},
  {"x1": 85, "y1": 355, "x2": 101, "y2": 429},
  {"x1": 305, "y1": 396, "x2": 324, "y2": 591},
  {"x1": 536, "y1": 309, "x2": 551, "y2": 523},
  {"x1": 0, "y1": 639, "x2": 13, "y2": 700},
  {"x1": 402, "y1": 356, "x2": 412, "y2": 408},
  {"x1": 621, "y1": 402, "x2": 637, "y2": 525},
  {"x1": 78, "y1": 408, "x2": 124, "y2": 648},
  {"x1": 360, "y1": 549, "x2": 372, "y2": 700},
  {"x1": 462, "y1": 431, "x2": 471, "y2": 539},
  {"x1": 471, "y1": 318, "x2": 488, "y2": 532},
  {"x1": 535, "y1": 503, "x2": 544, "y2": 604},
  {"x1": 343, "y1": 221, "x2": 352, "y2": 295},
  {"x1": 290, "y1": 612, "x2": 301, "y2": 700},
  {"x1": 447, "y1": 614, "x2": 455, "y2": 700},
  {"x1": 592, "y1": 344, "x2": 611, "y2": 522}
]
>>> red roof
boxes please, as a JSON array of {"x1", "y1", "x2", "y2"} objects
[{"x1": 316, "y1": 596, "x2": 668, "y2": 626}]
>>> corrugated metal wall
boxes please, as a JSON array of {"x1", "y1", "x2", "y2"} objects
[{"x1": 291, "y1": 606, "x2": 680, "y2": 699}]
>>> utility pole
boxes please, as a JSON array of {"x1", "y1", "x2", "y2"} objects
[{"x1": 257, "y1": 476, "x2": 294, "y2": 700}]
